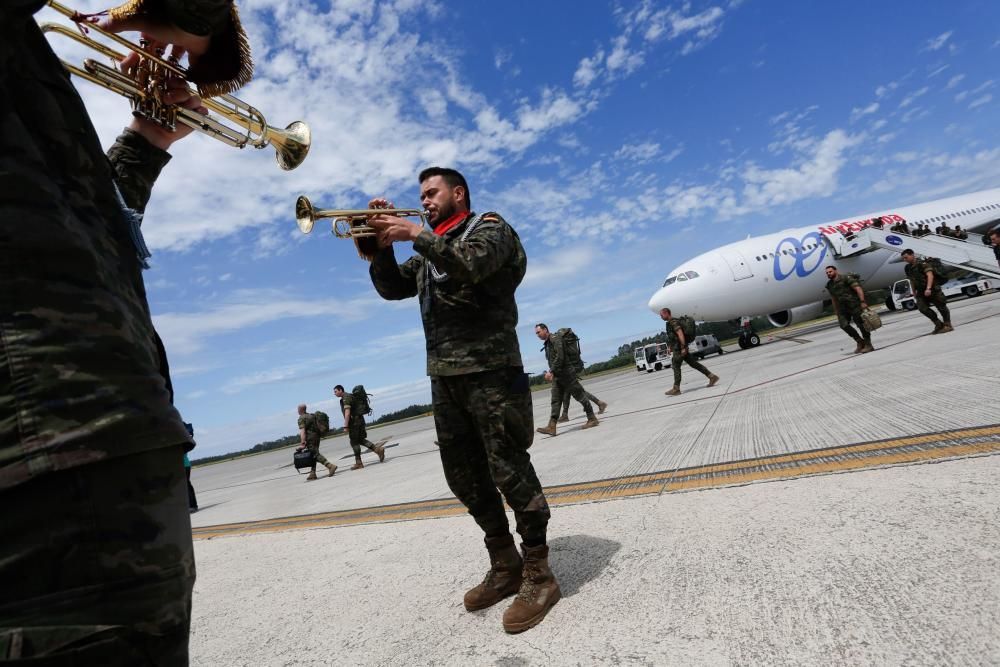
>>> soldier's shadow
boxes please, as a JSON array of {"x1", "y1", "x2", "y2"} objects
[{"x1": 547, "y1": 534, "x2": 622, "y2": 598}]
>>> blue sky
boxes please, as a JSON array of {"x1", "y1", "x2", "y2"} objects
[{"x1": 41, "y1": 0, "x2": 1000, "y2": 456}]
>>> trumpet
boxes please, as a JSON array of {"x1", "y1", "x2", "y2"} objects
[
  {"x1": 40, "y1": 1, "x2": 311, "y2": 171},
  {"x1": 295, "y1": 196, "x2": 428, "y2": 260}
]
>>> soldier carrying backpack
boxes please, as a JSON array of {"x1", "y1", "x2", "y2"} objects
[
  {"x1": 533, "y1": 323, "x2": 605, "y2": 436},
  {"x1": 296, "y1": 404, "x2": 338, "y2": 481},
  {"x1": 901, "y1": 249, "x2": 953, "y2": 334},
  {"x1": 657, "y1": 308, "x2": 720, "y2": 396},
  {"x1": 334, "y1": 384, "x2": 387, "y2": 470}
]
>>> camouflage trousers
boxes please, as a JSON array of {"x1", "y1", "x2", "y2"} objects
[
  {"x1": 836, "y1": 305, "x2": 871, "y2": 343},
  {"x1": 306, "y1": 441, "x2": 330, "y2": 467},
  {"x1": 431, "y1": 367, "x2": 549, "y2": 545},
  {"x1": 915, "y1": 288, "x2": 950, "y2": 324},
  {"x1": 672, "y1": 351, "x2": 712, "y2": 386},
  {"x1": 0, "y1": 445, "x2": 194, "y2": 665},
  {"x1": 550, "y1": 374, "x2": 595, "y2": 420},
  {"x1": 560, "y1": 384, "x2": 599, "y2": 414},
  {"x1": 347, "y1": 419, "x2": 377, "y2": 458}
]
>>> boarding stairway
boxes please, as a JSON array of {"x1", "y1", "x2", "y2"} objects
[{"x1": 827, "y1": 227, "x2": 1000, "y2": 280}]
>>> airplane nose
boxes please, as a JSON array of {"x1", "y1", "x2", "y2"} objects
[{"x1": 647, "y1": 288, "x2": 667, "y2": 314}]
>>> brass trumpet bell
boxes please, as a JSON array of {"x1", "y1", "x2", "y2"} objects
[
  {"x1": 294, "y1": 196, "x2": 429, "y2": 260},
  {"x1": 41, "y1": 1, "x2": 311, "y2": 171}
]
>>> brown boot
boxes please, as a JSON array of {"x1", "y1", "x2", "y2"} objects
[
  {"x1": 706, "y1": 374, "x2": 719, "y2": 387},
  {"x1": 940, "y1": 323, "x2": 953, "y2": 333},
  {"x1": 325, "y1": 463, "x2": 337, "y2": 477},
  {"x1": 596, "y1": 400, "x2": 608, "y2": 414},
  {"x1": 502, "y1": 544, "x2": 561, "y2": 634},
  {"x1": 306, "y1": 469, "x2": 318, "y2": 481},
  {"x1": 351, "y1": 460, "x2": 364, "y2": 470},
  {"x1": 664, "y1": 386, "x2": 681, "y2": 396},
  {"x1": 374, "y1": 443, "x2": 386, "y2": 462},
  {"x1": 557, "y1": 411, "x2": 569, "y2": 423},
  {"x1": 860, "y1": 342, "x2": 874, "y2": 353},
  {"x1": 931, "y1": 322, "x2": 944, "y2": 335},
  {"x1": 536, "y1": 419, "x2": 557, "y2": 436},
  {"x1": 581, "y1": 416, "x2": 599, "y2": 429},
  {"x1": 464, "y1": 535, "x2": 523, "y2": 612},
  {"x1": 853, "y1": 340, "x2": 865, "y2": 353}
]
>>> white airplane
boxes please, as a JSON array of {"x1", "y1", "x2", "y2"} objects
[{"x1": 647, "y1": 188, "x2": 1000, "y2": 348}]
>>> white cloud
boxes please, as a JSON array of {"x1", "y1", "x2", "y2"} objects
[
  {"x1": 850, "y1": 102, "x2": 879, "y2": 123},
  {"x1": 923, "y1": 31, "x2": 953, "y2": 52},
  {"x1": 969, "y1": 94, "x2": 992, "y2": 109},
  {"x1": 613, "y1": 141, "x2": 661, "y2": 162},
  {"x1": 899, "y1": 86, "x2": 929, "y2": 108},
  {"x1": 573, "y1": 49, "x2": 605, "y2": 88},
  {"x1": 946, "y1": 74, "x2": 966, "y2": 89}
]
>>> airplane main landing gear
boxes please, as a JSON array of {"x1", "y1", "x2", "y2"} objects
[{"x1": 737, "y1": 332, "x2": 761, "y2": 349}]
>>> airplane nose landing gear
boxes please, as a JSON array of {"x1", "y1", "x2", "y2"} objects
[{"x1": 736, "y1": 316, "x2": 761, "y2": 349}]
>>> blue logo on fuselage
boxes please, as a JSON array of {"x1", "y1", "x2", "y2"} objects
[
  {"x1": 886, "y1": 235, "x2": 903, "y2": 246},
  {"x1": 773, "y1": 232, "x2": 828, "y2": 281}
]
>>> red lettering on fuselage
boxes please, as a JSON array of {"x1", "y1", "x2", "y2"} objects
[{"x1": 818, "y1": 213, "x2": 906, "y2": 236}]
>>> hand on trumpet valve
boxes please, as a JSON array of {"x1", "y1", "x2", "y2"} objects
[
  {"x1": 97, "y1": 15, "x2": 211, "y2": 65},
  {"x1": 366, "y1": 197, "x2": 422, "y2": 246},
  {"x1": 128, "y1": 77, "x2": 208, "y2": 150}
]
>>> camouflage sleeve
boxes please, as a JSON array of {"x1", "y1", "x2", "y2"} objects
[
  {"x1": 370, "y1": 247, "x2": 421, "y2": 300},
  {"x1": 297, "y1": 415, "x2": 307, "y2": 430},
  {"x1": 106, "y1": 128, "x2": 172, "y2": 214},
  {"x1": 341, "y1": 394, "x2": 354, "y2": 414},
  {"x1": 549, "y1": 337, "x2": 567, "y2": 375},
  {"x1": 411, "y1": 215, "x2": 514, "y2": 283}
]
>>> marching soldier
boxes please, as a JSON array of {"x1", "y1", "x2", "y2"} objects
[
  {"x1": 534, "y1": 324, "x2": 601, "y2": 435},
  {"x1": 824, "y1": 266, "x2": 875, "y2": 353},
  {"x1": 658, "y1": 308, "x2": 719, "y2": 395},
  {"x1": 901, "y1": 250, "x2": 953, "y2": 334},
  {"x1": 297, "y1": 404, "x2": 338, "y2": 481},
  {"x1": 558, "y1": 387, "x2": 607, "y2": 423},
  {"x1": 334, "y1": 385, "x2": 386, "y2": 469}
]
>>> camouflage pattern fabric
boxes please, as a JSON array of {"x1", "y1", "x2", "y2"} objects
[
  {"x1": 432, "y1": 368, "x2": 548, "y2": 544},
  {"x1": 904, "y1": 262, "x2": 951, "y2": 323},
  {"x1": 297, "y1": 413, "x2": 321, "y2": 447},
  {"x1": 369, "y1": 213, "x2": 526, "y2": 376},
  {"x1": 0, "y1": 446, "x2": 194, "y2": 663},
  {"x1": 541, "y1": 331, "x2": 571, "y2": 376},
  {"x1": 340, "y1": 395, "x2": 372, "y2": 456},
  {"x1": 825, "y1": 274, "x2": 864, "y2": 311},
  {"x1": 561, "y1": 388, "x2": 598, "y2": 413},
  {"x1": 306, "y1": 443, "x2": 331, "y2": 467},
  {"x1": 671, "y1": 351, "x2": 712, "y2": 386},
  {"x1": 549, "y1": 375, "x2": 595, "y2": 421},
  {"x1": 1, "y1": 2, "x2": 241, "y2": 661},
  {"x1": 370, "y1": 210, "x2": 548, "y2": 543}
]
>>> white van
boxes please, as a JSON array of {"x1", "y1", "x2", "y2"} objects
[
  {"x1": 634, "y1": 343, "x2": 669, "y2": 372},
  {"x1": 690, "y1": 334, "x2": 724, "y2": 360}
]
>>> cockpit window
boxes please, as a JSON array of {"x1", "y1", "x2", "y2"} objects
[
  {"x1": 662, "y1": 276, "x2": 677, "y2": 287},
  {"x1": 685, "y1": 271, "x2": 699, "y2": 279},
  {"x1": 676, "y1": 273, "x2": 688, "y2": 282}
]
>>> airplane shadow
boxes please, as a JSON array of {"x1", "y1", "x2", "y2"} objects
[{"x1": 548, "y1": 534, "x2": 622, "y2": 598}]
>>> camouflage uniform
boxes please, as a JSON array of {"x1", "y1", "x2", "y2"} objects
[
  {"x1": 825, "y1": 274, "x2": 872, "y2": 345},
  {"x1": 904, "y1": 261, "x2": 951, "y2": 326},
  {"x1": 298, "y1": 413, "x2": 332, "y2": 467},
  {"x1": 666, "y1": 318, "x2": 713, "y2": 386},
  {"x1": 340, "y1": 393, "x2": 379, "y2": 458},
  {"x1": 560, "y1": 387, "x2": 599, "y2": 415},
  {"x1": 0, "y1": 0, "x2": 238, "y2": 662},
  {"x1": 370, "y1": 212, "x2": 549, "y2": 544},
  {"x1": 542, "y1": 335, "x2": 595, "y2": 422}
]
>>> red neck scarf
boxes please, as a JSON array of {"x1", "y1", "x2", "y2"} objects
[{"x1": 432, "y1": 211, "x2": 471, "y2": 236}]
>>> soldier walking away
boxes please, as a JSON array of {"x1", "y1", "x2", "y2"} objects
[
  {"x1": 534, "y1": 324, "x2": 601, "y2": 435},
  {"x1": 367, "y1": 167, "x2": 560, "y2": 634},
  {"x1": 558, "y1": 386, "x2": 607, "y2": 423},
  {"x1": 297, "y1": 405, "x2": 338, "y2": 481},
  {"x1": 901, "y1": 250, "x2": 953, "y2": 334},
  {"x1": 657, "y1": 309, "x2": 719, "y2": 395},
  {"x1": 334, "y1": 384, "x2": 386, "y2": 469},
  {"x1": 824, "y1": 266, "x2": 875, "y2": 353},
  {"x1": 0, "y1": 1, "x2": 255, "y2": 663}
]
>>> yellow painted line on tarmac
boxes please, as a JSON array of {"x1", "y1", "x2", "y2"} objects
[{"x1": 193, "y1": 424, "x2": 1000, "y2": 539}]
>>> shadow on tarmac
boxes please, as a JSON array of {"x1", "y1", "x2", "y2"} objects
[{"x1": 548, "y1": 534, "x2": 621, "y2": 598}]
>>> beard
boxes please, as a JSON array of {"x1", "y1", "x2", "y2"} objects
[{"x1": 429, "y1": 200, "x2": 459, "y2": 228}]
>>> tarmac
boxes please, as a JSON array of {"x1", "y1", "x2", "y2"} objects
[{"x1": 189, "y1": 292, "x2": 1000, "y2": 666}]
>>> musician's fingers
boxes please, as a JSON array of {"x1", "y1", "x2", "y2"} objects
[
  {"x1": 120, "y1": 51, "x2": 140, "y2": 77},
  {"x1": 167, "y1": 44, "x2": 187, "y2": 66}
]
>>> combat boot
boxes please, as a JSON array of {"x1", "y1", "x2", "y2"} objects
[
  {"x1": 557, "y1": 411, "x2": 569, "y2": 423},
  {"x1": 536, "y1": 419, "x2": 557, "y2": 436},
  {"x1": 707, "y1": 374, "x2": 720, "y2": 387},
  {"x1": 351, "y1": 460, "x2": 364, "y2": 470},
  {"x1": 306, "y1": 469, "x2": 318, "y2": 481},
  {"x1": 860, "y1": 342, "x2": 875, "y2": 353},
  {"x1": 664, "y1": 386, "x2": 681, "y2": 396},
  {"x1": 581, "y1": 416, "x2": 599, "y2": 429},
  {"x1": 853, "y1": 339, "x2": 865, "y2": 353},
  {"x1": 463, "y1": 534, "x2": 523, "y2": 612},
  {"x1": 502, "y1": 544, "x2": 561, "y2": 634},
  {"x1": 374, "y1": 443, "x2": 386, "y2": 462},
  {"x1": 325, "y1": 463, "x2": 337, "y2": 477},
  {"x1": 940, "y1": 322, "x2": 954, "y2": 333},
  {"x1": 596, "y1": 400, "x2": 608, "y2": 414},
  {"x1": 931, "y1": 321, "x2": 945, "y2": 334}
]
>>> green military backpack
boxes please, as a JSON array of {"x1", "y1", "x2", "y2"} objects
[
  {"x1": 351, "y1": 385, "x2": 373, "y2": 416},
  {"x1": 921, "y1": 257, "x2": 948, "y2": 286},
  {"x1": 553, "y1": 328, "x2": 584, "y2": 372},
  {"x1": 676, "y1": 315, "x2": 697, "y2": 341},
  {"x1": 313, "y1": 410, "x2": 330, "y2": 435}
]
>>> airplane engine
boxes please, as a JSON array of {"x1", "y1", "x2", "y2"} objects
[{"x1": 767, "y1": 301, "x2": 824, "y2": 328}]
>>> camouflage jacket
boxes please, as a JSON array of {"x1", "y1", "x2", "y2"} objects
[
  {"x1": 904, "y1": 261, "x2": 935, "y2": 291},
  {"x1": 825, "y1": 274, "x2": 863, "y2": 308},
  {"x1": 339, "y1": 395, "x2": 362, "y2": 423},
  {"x1": 369, "y1": 212, "x2": 526, "y2": 376},
  {"x1": 664, "y1": 318, "x2": 683, "y2": 349},
  {"x1": 297, "y1": 413, "x2": 320, "y2": 442},
  {"x1": 0, "y1": 1, "x2": 232, "y2": 489}
]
